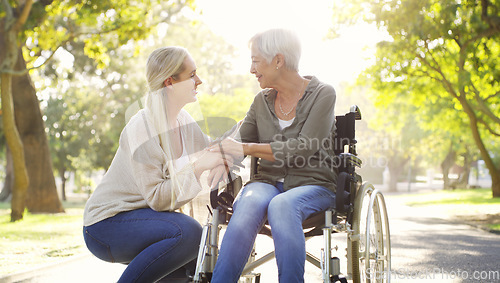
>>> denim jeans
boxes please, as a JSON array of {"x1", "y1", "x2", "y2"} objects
[
  {"x1": 211, "y1": 182, "x2": 335, "y2": 283},
  {"x1": 83, "y1": 208, "x2": 202, "y2": 283}
]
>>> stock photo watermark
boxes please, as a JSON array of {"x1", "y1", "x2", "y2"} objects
[
  {"x1": 366, "y1": 268, "x2": 500, "y2": 281},
  {"x1": 271, "y1": 135, "x2": 401, "y2": 170}
]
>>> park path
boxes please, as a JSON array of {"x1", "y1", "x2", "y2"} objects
[
  {"x1": 1, "y1": 189, "x2": 499, "y2": 283},
  {"x1": 381, "y1": 195, "x2": 500, "y2": 283}
]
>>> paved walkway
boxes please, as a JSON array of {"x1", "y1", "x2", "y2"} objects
[{"x1": 1, "y1": 185, "x2": 499, "y2": 283}]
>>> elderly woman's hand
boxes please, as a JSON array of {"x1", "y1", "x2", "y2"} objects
[{"x1": 209, "y1": 137, "x2": 245, "y2": 160}]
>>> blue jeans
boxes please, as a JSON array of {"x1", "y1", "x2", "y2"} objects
[
  {"x1": 211, "y1": 182, "x2": 335, "y2": 283},
  {"x1": 83, "y1": 208, "x2": 202, "y2": 283}
]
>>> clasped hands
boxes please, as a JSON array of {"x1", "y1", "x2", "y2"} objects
[{"x1": 203, "y1": 137, "x2": 245, "y2": 189}]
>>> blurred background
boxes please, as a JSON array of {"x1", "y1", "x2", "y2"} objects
[{"x1": 0, "y1": 0, "x2": 499, "y2": 279}]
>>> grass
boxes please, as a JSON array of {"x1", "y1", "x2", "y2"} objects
[
  {"x1": 390, "y1": 188, "x2": 500, "y2": 232},
  {"x1": 0, "y1": 199, "x2": 88, "y2": 277}
]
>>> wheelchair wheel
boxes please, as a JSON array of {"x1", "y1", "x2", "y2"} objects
[{"x1": 350, "y1": 182, "x2": 391, "y2": 283}]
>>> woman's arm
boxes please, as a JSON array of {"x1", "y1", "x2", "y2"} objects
[
  {"x1": 214, "y1": 139, "x2": 275, "y2": 162},
  {"x1": 244, "y1": 143, "x2": 275, "y2": 161},
  {"x1": 125, "y1": 113, "x2": 231, "y2": 211}
]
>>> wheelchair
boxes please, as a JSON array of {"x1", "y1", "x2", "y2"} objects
[{"x1": 193, "y1": 106, "x2": 391, "y2": 283}]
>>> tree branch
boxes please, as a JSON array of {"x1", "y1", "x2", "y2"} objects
[
  {"x1": 484, "y1": 91, "x2": 499, "y2": 102},
  {"x1": 477, "y1": 117, "x2": 500, "y2": 137},
  {"x1": 411, "y1": 66, "x2": 443, "y2": 83},
  {"x1": 12, "y1": 0, "x2": 33, "y2": 31},
  {"x1": 415, "y1": 42, "x2": 459, "y2": 99},
  {"x1": 463, "y1": 27, "x2": 499, "y2": 50},
  {"x1": 1, "y1": 43, "x2": 65, "y2": 76},
  {"x1": 471, "y1": 83, "x2": 500, "y2": 125},
  {"x1": 463, "y1": 0, "x2": 500, "y2": 50},
  {"x1": 481, "y1": 0, "x2": 500, "y2": 31}
]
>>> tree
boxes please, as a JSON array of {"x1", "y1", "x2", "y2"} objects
[
  {"x1": 1, "y1": 0, "x2": 35, "y2": 221},
  {"x1": 335, "y1": 0, "x2": 500, "y2": 197},
  {"x1": 0, "y1": 0, "x2": 194, "y2": 221}
]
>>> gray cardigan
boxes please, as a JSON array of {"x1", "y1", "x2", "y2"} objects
[{"x1": 238, "y1": 76, "x2": 338, "y2": 193}]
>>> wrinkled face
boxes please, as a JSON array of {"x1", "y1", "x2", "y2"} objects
[
  {"x1": 168, "y1": 55, "x2": 202, "y2": 104},
  {"x1": 250, "y1": 45, "x2": 278, "y2": 89}
]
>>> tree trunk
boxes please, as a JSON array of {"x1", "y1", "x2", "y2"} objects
[
  {"x1": 456, "y1": 150, "x2": 472, "y2": 188},
  {"x1": 387, "y1": 155, "x2": 409, "y2": 192},
  {"x1": 493, "y1": 177, "x2": 500, "y2": 198},
  {"x1": 456, "y1": 50, "x2": 500, "y2": 198},
  {"x1": 12, "y1": 49, "x2": 64, "y2": 213},
  {"x1": 0, "y1": 21, "x2": 31, "y2": 221},
  {"x1": 0, "y1": 147, "x2": 14, "y2": 202},
  {"x1": 60, "y1": 168, "x2": 67, "y2": 201},
  {"x1": 458, "y1": 96, "x2": 500, "y2": 197},
  {"x1": 440, "y1": 147, "x2": 456, "y2": 190}
]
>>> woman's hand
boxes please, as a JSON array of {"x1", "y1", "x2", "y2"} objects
[
  {"x1": 209, "y1": 137, "x2": 245, "y2": 159},
  {"x1": 193, "y1": 149, "x2": 233, "y2": 180},
  {"x1": 207, "y1": 165, "x2": 229, "y2": 189}
]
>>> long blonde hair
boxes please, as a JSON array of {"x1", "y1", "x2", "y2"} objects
[
  {"x1": 145, "y1": 46, "x2": 187, "y2": 151},
  {"x1": 145, "y1": 46, "x2": 188, "y2": 210}
]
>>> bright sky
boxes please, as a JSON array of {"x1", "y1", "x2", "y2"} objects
[{"x1": 194, "y1": 0, "x2": 387, "y2": 86}]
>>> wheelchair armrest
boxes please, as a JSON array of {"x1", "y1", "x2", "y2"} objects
[{"x1": 339, "y1": 153, "x2": 362, "y2": 168}]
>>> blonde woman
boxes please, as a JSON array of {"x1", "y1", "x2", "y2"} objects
[{"x1": 83, "y1": 47, "x2": 230, "y2": 282}]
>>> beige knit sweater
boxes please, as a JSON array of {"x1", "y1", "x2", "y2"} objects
[{"x1": 83, "y1": 108, "x2": 209, "y2": 226}]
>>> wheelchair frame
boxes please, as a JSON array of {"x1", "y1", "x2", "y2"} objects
[{"x1": 193, "y1": 106, "x2": 391, "y2": 283}]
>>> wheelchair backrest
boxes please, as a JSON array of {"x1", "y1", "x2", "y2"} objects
[{"x1": 333, "y1": 105, "x2": 361, "y2": 156}]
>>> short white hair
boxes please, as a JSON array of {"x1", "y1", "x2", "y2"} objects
[{"x1": 249, "y1": 28, "x2": 301, "y2": 72}]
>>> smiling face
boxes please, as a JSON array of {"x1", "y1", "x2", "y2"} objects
[
  {"x1": 167, "y1": 54, "x2": 202, "y2": 104},
  {"x1": 250, "y1": 45, "x2": 279, "y2": 89}
]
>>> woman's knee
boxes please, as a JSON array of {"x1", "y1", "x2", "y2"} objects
[
  {"x1": 234, "y1": 182, "x2": 277, "y2": 210},
  {"x1": 175, "y1": 214, "x2": 203, "y2": 247},
  {"x1": 268, "y1": 193, "x2": 295, "y2": 217}
]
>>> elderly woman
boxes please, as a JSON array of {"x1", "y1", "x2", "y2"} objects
[
  {"x1": 83, "y1": 47, "x2": 231, "y2": 283},
  {"x1": 210, "y1": 29, "x2": 338, "y2": 283}
]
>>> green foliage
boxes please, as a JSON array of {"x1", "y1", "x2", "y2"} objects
[
  {"x1": 327, "y1": 0, "x2": 373, "y2": 38},
  {"x1": 36, "y1": 42, "x2": 145, "y2": 179},
  {"x1": 198, "y1": 88, "x2": 255, "y2": 123},
  {"x1": 352, "y1": 0, "x2": 500, "y2": 179},
  {"x1": 23, "y1": 0, "x2": 195, "y2": 70}
]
